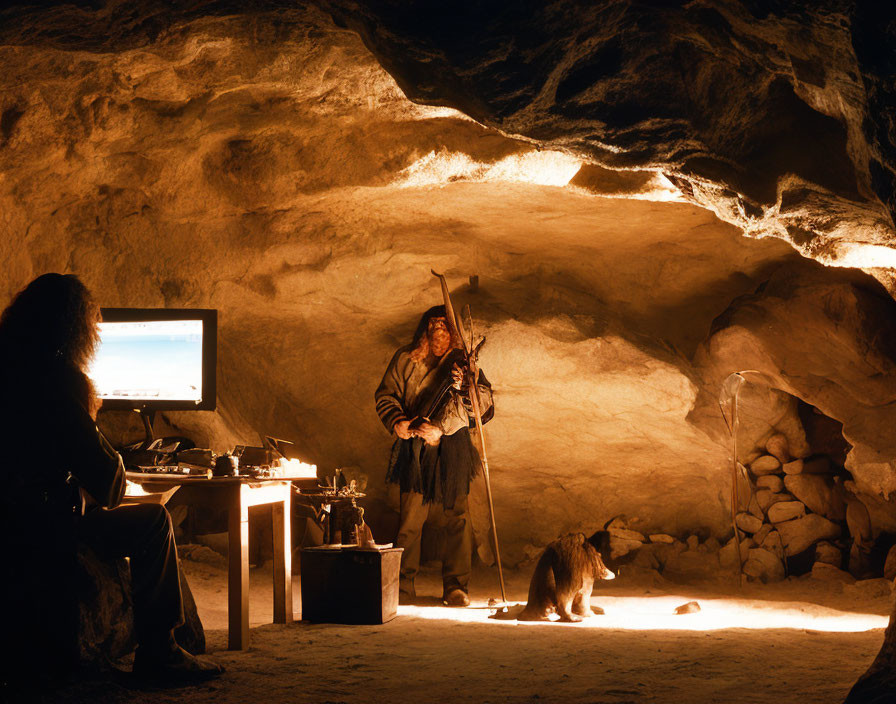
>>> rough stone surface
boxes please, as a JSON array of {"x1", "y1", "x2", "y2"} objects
[
  {"x1": 810, "y1": 562, "x2": 856, "y2": 585},
  {"x1": 765, "y1": 434, "x2": 790, "y2": 464},
  {"x1": 815, "y1": 541, "x2": 844, "y2": 568},
  {"x1": 885, "y1": 547, "x2": 896, "y2": 582},
  {"x1": 323, "y1": 0, "x2": 896, "y2": 272},
  {"x1": 735, "y1": 512, "x2": 763, "y2": 534},
  {"x1": 847, "y1": 498, "x2": 874, "y2": 550},
  {"x1": 609, "y1": 536, "x2": 644, "y2": 560},
  {"x1": 767, "y1": 501, "x2": 806, "y2": 524},
  {"x1": 750, "y1": 455, "x2": 782, "y2": 476},
  {"x1": 663, "y1": 549, "x2": 721, "y2": 584},
  {"x1": 743, "y1": 547, "x2": 785, "y2": 583},
  {"x1": 0, "y1": 2, "x2": 843, "y2": 563},
  {"x1": 753, "y1": 524, "x2": 773, "y2": 547},
  {"x1": 756, "y1": 489, "x2": 795, "y2": 513},
  {"x1": 649, "y1": 534, "x2": 675, "y2": 544},
  {"x1": 783, "y1": 459, "x2": 805, "y2": 475},
  {"x1": 759, "y1": 531, "x2": 785, "y2": 560},
  {"x1": 692, "y1": 265, "x2": 896, "y2": 501},
  {"x1": 776, "y1": 514, "x2": 842, "y2": 557},
  {"x1": 784, "y1": 474, "x2": 846, "y2": 521},
  {"x1": 720, "y1": 536, "x2": 753, "y2": 568},
  {"x1": 0, "y1": 1, "x2": 895, "y2": 696},
  {"x1": 756, "y1": 475, "x2": 784, "y2": 493}
]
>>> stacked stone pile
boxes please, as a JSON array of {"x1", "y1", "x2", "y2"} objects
[
  {"x1": 728, "y1": 432, "x2": 869, "y2": 583},
  {"x1": 584, "y1": 498, "x2": 893, "y2": 588},
  {"x1": 600, "y1": 517, "x2": 725, "y2": 584}
]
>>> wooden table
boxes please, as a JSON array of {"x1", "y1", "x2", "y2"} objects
[{"x1": 127, "y1": 473, "x2": 293, "y2": 650}]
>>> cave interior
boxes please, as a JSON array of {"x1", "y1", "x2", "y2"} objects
[{"x1": 2, "y1": 1, "x2": 896, "y2": 703}]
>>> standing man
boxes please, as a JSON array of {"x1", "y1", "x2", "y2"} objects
[{"x1": 375, "y1": 306, "x2": 493, "y2": 606}]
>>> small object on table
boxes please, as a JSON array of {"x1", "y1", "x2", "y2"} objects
[{"x1": 213, "y1": 453, "x2": 239, "y2": 477}]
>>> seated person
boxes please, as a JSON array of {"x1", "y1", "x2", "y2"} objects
[{"x1": 0, "y1": 273, "x2": 221, "y2": 688}]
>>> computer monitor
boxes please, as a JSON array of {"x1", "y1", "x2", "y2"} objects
[{"x1": 88, "y1": 308, "x2": 217, "y2": 411}]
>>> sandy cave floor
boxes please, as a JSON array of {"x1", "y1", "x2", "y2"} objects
[{"x1": 39, "y1": 557, "x2": 896, "y2": 704}]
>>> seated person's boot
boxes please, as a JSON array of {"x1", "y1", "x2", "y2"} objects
[{"x1": 133, "y1": 632, "x2": 223, "y2": 684}]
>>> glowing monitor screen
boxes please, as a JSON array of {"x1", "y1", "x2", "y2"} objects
[{"x1": 87, "y1": 309, "x2": 217, "y2": 410}]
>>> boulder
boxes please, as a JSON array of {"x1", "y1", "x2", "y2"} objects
[
  {"x1": 609, "y1": 535, "x2": 644, "y2": 560},
  {"x1": 756, "y1": 475, "x2": 784, "y2": 493},
  {"x1": 720, "y1": 536, "x2": 754, "y2": 568},
  {"x1": 735, "y1": 512, "x2": 763, "y2": 534},
  {"x1": 776, "y1": 514, "x2": 842, "y2": 556},
  {"x1": 850, "y1": 543, "x2": 873, "y2": 579},
  {"x1": 885, "y1": 545, "x2": 896, "y2": 581},
  {"x1": 843, "y1": 579, "x2": 894, "y2": 600},
  {"x1": 847, "y1": 499, "x2": 874, "y2": 550},
  {"x1": 606, "y1": 516, "x2": 631, "y2": 531},
  {"x1": 650, "y1": 540, "x2": 687, "y2": 570},
  {"x1": 743, "y1": 548, "x2": 786, "y2": 583},
  {"x1": 754, "y1": 523, "x2": 773, "y2": 545},
  {"x1": 767, "y1": 501, "x2": 806, "y2": 524},
  {"x1": 815, "y1": 541, "x2": 843, "y2": 568},
  {"x1": 765, "y1": 433, "x2": 790, "y2": 463},
  {"x1": 760, "y1": 530, "x2": 785, "y2": 559},
  {"x1": 756, "y1": 489, "x2": 796, "y2": 512},
  {"x1": 649, "y1": 533, "x2": 676, "y2": 544},
  {"x1": 630, "y1": 546, "x2": 661, "y2": 570},
  {"x1": 748, "y1": 494, "x2": 764, "y2": 520},
  {"x1": 609, "y1": 527, "x2": 646, "y2": 542},
  {"x1": 784, "y1": 474, "x2": 845, "y2": 520},
  {"x1": 187, "y1": 544, "x2": 228, "y2": 568},
  {"x1": 810, "y1": 561, "x2": 855, "y2": 584},
  {"x1": 750, "y1": 455, "x2": 782, "y2": 476},
  {"x1": 782, "y1": 459, "x2": 804, "y2": 475}
]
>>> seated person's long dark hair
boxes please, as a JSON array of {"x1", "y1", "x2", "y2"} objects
[{"x1": 0, "y1": 273, "x2": 101, "y2": 415}]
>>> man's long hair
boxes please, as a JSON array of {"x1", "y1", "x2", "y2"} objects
[
  {"x1": 409, "y1": 305, "x2": 463, "y2": 363},
  {"x1": 0, "y1": 274, "x2": 100, "y2": 405}
]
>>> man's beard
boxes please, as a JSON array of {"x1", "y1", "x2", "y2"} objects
[{"x1": 428, "y1": 328, "x2": 451, "y2": 357}]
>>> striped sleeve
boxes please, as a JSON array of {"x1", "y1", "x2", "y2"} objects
[{"x1": 375, "y1": 349, "x2": 409, "y2": 432}]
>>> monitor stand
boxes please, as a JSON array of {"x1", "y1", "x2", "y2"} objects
[{"x1": 138, "y1": 409, "x2": 156, "y2": 447}]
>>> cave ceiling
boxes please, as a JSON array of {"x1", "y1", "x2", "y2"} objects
[{"x1": 1, "y1": 1, "x2": 895, "y2": 559}]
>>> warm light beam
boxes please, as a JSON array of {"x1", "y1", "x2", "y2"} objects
[
  {"x1": 401, "y1": 595, "x2": 888, "y2": 633},
  {"x1": 394, "y1": 149, "x2": 582, "y2": 188}
]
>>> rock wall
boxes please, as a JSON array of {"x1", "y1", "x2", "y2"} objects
[
  {"x1": 323, "y1": 0, "x2": 896, "y2": 272},
  {"x1": 1, "y1": 3, "x2": 896, "y2": 575}
]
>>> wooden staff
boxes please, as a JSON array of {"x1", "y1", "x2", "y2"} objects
[{"x1": 432, "y1": 270, "x2": 507, "y2": 603}]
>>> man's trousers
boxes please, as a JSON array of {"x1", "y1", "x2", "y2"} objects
[{"x1": 396, "y1": 490, "x2": 472, "y2": 596}]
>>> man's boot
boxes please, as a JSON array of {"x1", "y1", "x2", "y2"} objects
[
  {"x1": 443, "y1": 588, "x2": 470, "y2": 607},
  {"x1": 399, "y1": 578, "x2": 416, "y2": 605}
]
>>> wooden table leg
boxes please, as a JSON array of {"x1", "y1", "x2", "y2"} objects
[
  {"x1": 272, "y1": 489, "x2": 293, "y2": 623},
  {"x1": 228, "y1": 484, "x2": 250, "y2": 650}
]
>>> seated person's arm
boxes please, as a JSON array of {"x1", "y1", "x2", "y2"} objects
[{"x1": 55, "y1": 388, "x2": 125, "y2": 509}]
